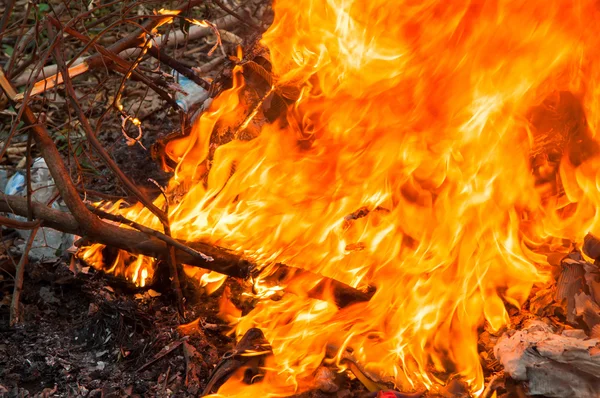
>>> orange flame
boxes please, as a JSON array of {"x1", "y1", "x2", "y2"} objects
[{"x1": 80, "y1": 0, "x2": 600, "y2": 394}]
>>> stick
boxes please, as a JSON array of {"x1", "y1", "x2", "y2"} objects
[
  {"x1": 481, "y1": 372, "x2": 503, "y2": 398},
  {"x1": 137, "y1": 338, "x2": 186, "y2": 372},
  {"x1": 10, "y1": 222, "x2": 41, "y2": 326},
  {"x1": 146, "y1": 45, "x2": 210, "y2": 90},
  {"x1": 87, "y1": 205, "x2": 213, "y2": 262},
  {"x1": 48, "y1": 31, "x2": 169, "y2": 226},
  {"x1": 25, "y1": 130, "x2": 33, "y2": 221},
  {"x1": 0, "y1": 195, "x2": 372, "y2": 308},
  {"x1": 0, "y1": 0, "x2": 17, "y2": 38},
  {"x1": 148, "y1": 180, "x2": 185, "y2": 317},
  {"x1": 0, "y1": 215, "x2": 40, "y2": 230},
  {"x1": 12, "y1": 14, "x2": 239, "y2": 87},
  {"x1": 211, "y1": 0, "x2": 261, "y2": 30}
]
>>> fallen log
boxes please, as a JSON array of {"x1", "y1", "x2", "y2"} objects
[{"x1": 0, "y1": 195, "x2": 373, "y2": 308}]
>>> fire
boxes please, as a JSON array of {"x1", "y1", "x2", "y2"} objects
[
  {"x1": 80, "y1": 240, "x2": 155, "y2": 288},
  {"x1": 80, "y1": 0, "x2": 600, "y2": 394}
]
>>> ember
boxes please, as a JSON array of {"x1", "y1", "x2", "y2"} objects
[{"x1": 4, "y1": 0, "x2": 600, "y2": 396}]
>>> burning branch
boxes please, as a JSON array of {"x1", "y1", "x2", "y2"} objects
[
  {"x1": 1, "y1": 63, "x2": 371, "y2": 310},
  {"x1": 0, "y1": 194, "x2": 372, "y2": 308},
  {"x1": 87, "y1": 205, "x2": 213, "y2": 263}
]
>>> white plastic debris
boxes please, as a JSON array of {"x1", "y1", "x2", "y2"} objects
[
  {"x1": 173, "y1": 72, "x2": 211, "y2": 113},
  {"x1": 4, "y1": 157, "x2": 75, "y2": 260},
  {"x1": 494, "y1": 320, "x2": 600, "y2": 397}
]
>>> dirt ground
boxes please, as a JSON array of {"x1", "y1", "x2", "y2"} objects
[{"x1": 0, "y1": 258, "x2": 236, "y2": 397}]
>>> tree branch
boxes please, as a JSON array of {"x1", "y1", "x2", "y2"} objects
[
  {"x1": 10, "y1": 221, "x2": 41, "y2": 326},
  {"x1": 12, "y1": 14, "x2": 238, "y2": 88},
  {"x1": 0, "y1": 195, "x2": 372, "y2": 308},
  {"x1": 48, "y1": 30, "x2": 169, "y2": 226},
  {"x1": 211, "y1": 0, "x2": 261, "y2": 30},
  {"x1": 146, "y1": 45, "x2": 210, "y2": 90},
  {"x1": 0, "y1": 215, "x2": 40, "y2": 230}
]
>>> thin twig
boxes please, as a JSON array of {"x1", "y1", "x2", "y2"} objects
[
  {"x1": 0, "y1": 215, "x2": 40, "y2": 230},
  {"x1": 212, "y1": 0, "x2": 261, "y2": 30},
  {"x1": 10, "y1": 222, "x2": 41, "y2": 326},
  {"x1": 193, "y1": 55, "x2": 226, "y2": 74},
  {"x1": 76, "y1": 187, "x2": 130, "y2": 202},
  {"x1": 0, "y1": 0, "x2": 17, "y2": 39},
  {"x1": 148, "y1": 178, "x2": 185, "y2": 317},
  {"x1": 137, "y1": 338, "x2": 187, "y2": 372},
  {"x1": 48, "y1": 28, "x2": 170, "y2": 226},
  {"x1": 481, "y1": 372, "x2": 503, "y2": 398},
  {"x1": 25, "y1": 131, "x2": 33, "y2": 221},
  {"x1": 146, "y1": 45, "x2": 210, "y2": 90},
  {"x1": 87, "y1": 205, "x2": 213, "y2": 263}
]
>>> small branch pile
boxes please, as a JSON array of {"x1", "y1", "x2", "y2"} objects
[{"x1": 0, "y1": 0, "x2": 370, "y2": 326}]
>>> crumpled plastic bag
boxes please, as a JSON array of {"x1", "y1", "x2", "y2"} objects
[{"x1": 4, "y1": 157, "x2": 74, "y2": 260}]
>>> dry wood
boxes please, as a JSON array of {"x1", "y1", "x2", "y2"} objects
[
  {"x1": 202, "y1": 327, "x2": 270, "y2": 395},
  {"x1": 12, "y1": 14, "x2": 238, "y2": 89},
  {"x1": 10, "y1": 222, "x2": 41, "y2": 326},
  {"x1": 0, "y1": 215, "x2": 40, "y2": 230},
  {"x1": 151, "y1": 182, "x2": 186, "y2": 317},
  {"x1": 47, "y1": 31, "x2": 170, "y2": 226},
  {"x1": 146, "y1": 45, "x2": 210, "y2": 90},
  {"x1": 0, "y1": 194, "x2": 372, "y2": 308},
  {"x1": 211, "y1": 0, "x2": 261, "y2": 30}
]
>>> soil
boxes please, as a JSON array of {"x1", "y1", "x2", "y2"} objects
[
  {"x1": 0, "y1": 257, "x2": 375, "y2": 397},
  {"x1": 0, "y1": 259, "x2": 235, "y2": 397}
]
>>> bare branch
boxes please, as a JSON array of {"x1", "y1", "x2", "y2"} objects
[
  {"x1": 0, "y1": 195, "x2": 372, "y2": 308},
  {"x1": 10, "y1": 221, "x2": 41, "y2": 326},
  {"x1": 146, "y1": 45, "x2": 210, "y2": 90},
  {"x1": 48, "y1": 29, "x2": 170, "y2": 226},
  {"x1": 0, "y1": 215, "x2": 40, "y2": 230},
  {"x1": 212, "y1": 0, "x2": 261, "y2": 30}
]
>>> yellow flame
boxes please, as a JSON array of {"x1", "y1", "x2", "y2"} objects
[{"x1": 79, "y1": 0, "x2": 600, "y2": 394}]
